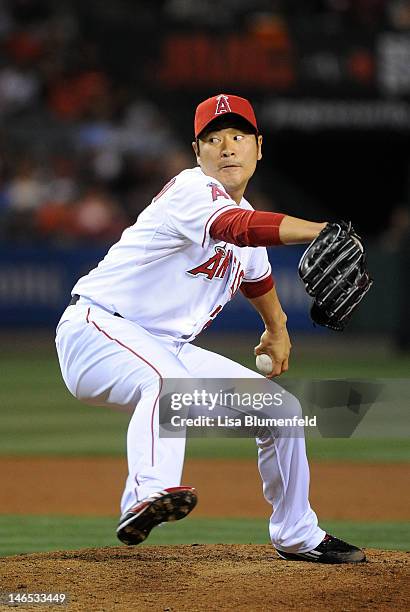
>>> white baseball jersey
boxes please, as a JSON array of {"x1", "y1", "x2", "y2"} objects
[
  {"x1": 72, "y1": 167, "x2": 272, "y2": 342},
  {"x1": 57, "y1": 166, "x2": 325, "y2": 553}
]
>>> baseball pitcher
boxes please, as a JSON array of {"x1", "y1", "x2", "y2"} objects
[{"x1": 55, "y1": 94, "x2": 368, "y2": 563}]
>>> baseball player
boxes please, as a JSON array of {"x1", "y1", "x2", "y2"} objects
[{"x1": 55, "y1": 94, "x2": 365, "y2": 563}]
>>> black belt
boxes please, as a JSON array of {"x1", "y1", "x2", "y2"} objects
[{"x1": 69, "y1": 294, "x2": 123, "y2": 318}]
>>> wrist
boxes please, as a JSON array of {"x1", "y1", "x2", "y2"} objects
[
  {"x1": 315, "y1": 222, "x2": 327, "y2": 237},
  {"x1": 265, "y1": 311, "x2": 287, "y2": 334},
  {"x1": 302, "y1": 221, "x2": 327, "y2": 242}
]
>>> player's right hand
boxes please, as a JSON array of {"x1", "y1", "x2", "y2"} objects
[{"x1": 254, "y1": 327, "x2": 291, "y2": 377}]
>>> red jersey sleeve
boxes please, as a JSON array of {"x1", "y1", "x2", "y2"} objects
[
  {"x1": 210, "y1": 209, "x2": 285, "y2": 247},
  {"x1": 240, "y1": 275, "x2": 274, "y2": 298}
]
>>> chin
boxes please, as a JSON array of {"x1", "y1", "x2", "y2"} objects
[
  {"x1": 223, "y1": 178, "x2": 244, "y2": 191},
  {"x1": 218, "y1": 173, "x2": 240, "y2": 188}
]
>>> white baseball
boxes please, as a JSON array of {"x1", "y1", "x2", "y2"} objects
[{"x1": 255, "y1": 353, "x2": 273, "y2": 375}]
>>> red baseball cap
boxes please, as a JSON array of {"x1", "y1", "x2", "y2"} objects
[{"x1": 194, "y1": 94, "x2": 258, "y2": 138}]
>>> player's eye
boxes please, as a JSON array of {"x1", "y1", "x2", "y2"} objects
[
  {"x1": 234, "y1": 134, "x2": 245, "y2": 140},
  {"x1": 208, "y1": 136, "x2": 220, "y2": 143}
]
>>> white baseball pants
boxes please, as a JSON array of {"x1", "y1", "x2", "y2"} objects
[{"x1": 55, "y1": 299, "x2": 325, "y2": 553}]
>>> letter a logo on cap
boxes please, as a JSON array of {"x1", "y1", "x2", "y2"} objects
[{"x1": 215, "y1": 95, "x2": 231, "y2": 116}]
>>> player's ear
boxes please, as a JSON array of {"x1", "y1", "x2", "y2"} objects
[
  {"x1": 257, "y1": 134, "x2": 263, "y2": 161},
  {"x1": 192, "y1": 140, "x2": 200, "y2": 164}
]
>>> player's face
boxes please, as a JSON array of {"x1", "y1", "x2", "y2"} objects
[{"x1": 192, "y1": 127, "x2": 263, "y2": 204}]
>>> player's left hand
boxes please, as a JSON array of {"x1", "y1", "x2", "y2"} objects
[{"x1": 254, "y1": 327, "x2": 291, "y2": 377}]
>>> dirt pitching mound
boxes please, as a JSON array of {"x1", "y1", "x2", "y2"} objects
[{"x1": 1, "y1": 545, "x2": 408, "y2": 611}]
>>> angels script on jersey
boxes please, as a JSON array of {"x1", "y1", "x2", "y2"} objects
[{"x1": 186, "y1": 246, "x2": 244, "y2": 297}]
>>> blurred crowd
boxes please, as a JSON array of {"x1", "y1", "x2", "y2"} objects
[
  {"x1": 0, "y1": 0, "x2": 408, "y2": 245},
  {"x1": 162, "y1": 0, "x2": 410, "y2": 30},
  {"x1": 0, "y1": 1, "x2": 195, "y2": 244}
]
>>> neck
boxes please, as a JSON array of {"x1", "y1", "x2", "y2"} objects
[
  {"x1": 198, "y1": 167, "x2": 246, "y2": 204},
  {"x1": 226, "y1": 188, "x2": 244, "y2": 205}
]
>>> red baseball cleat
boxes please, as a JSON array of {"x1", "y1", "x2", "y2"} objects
[{"x1": 116, "y1": 486, "x2": 197, "y2": 545}]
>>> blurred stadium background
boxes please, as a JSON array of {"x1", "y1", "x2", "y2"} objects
[
  {"x1": 0, "y1": 0, "x2": 409, "y2": 343},
  {"x1": 0, "y1": 0, "x2": 409, "y2": 557}
]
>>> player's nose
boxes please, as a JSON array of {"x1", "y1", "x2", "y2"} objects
[{"x1": 220, "y1": 135, "x2": 236, "y2": 157}]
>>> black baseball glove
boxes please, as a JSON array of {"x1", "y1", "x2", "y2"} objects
[{"x1": 298, "y1": 221, "x2": 373, "y2": 331}]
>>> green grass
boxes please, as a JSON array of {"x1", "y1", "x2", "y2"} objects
[
  {"x1": 0, "y1": 353, "x2": 409, "y2": 460},
  {"x1": 0, "y1": 516, "x2": 408, "y2": 558},
  {"x1": 245, "y1": 356, "x2": 410, "y2": 379},
  {"x1": 186, "y1": 437, "x2": 410, "y2": 462}
]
